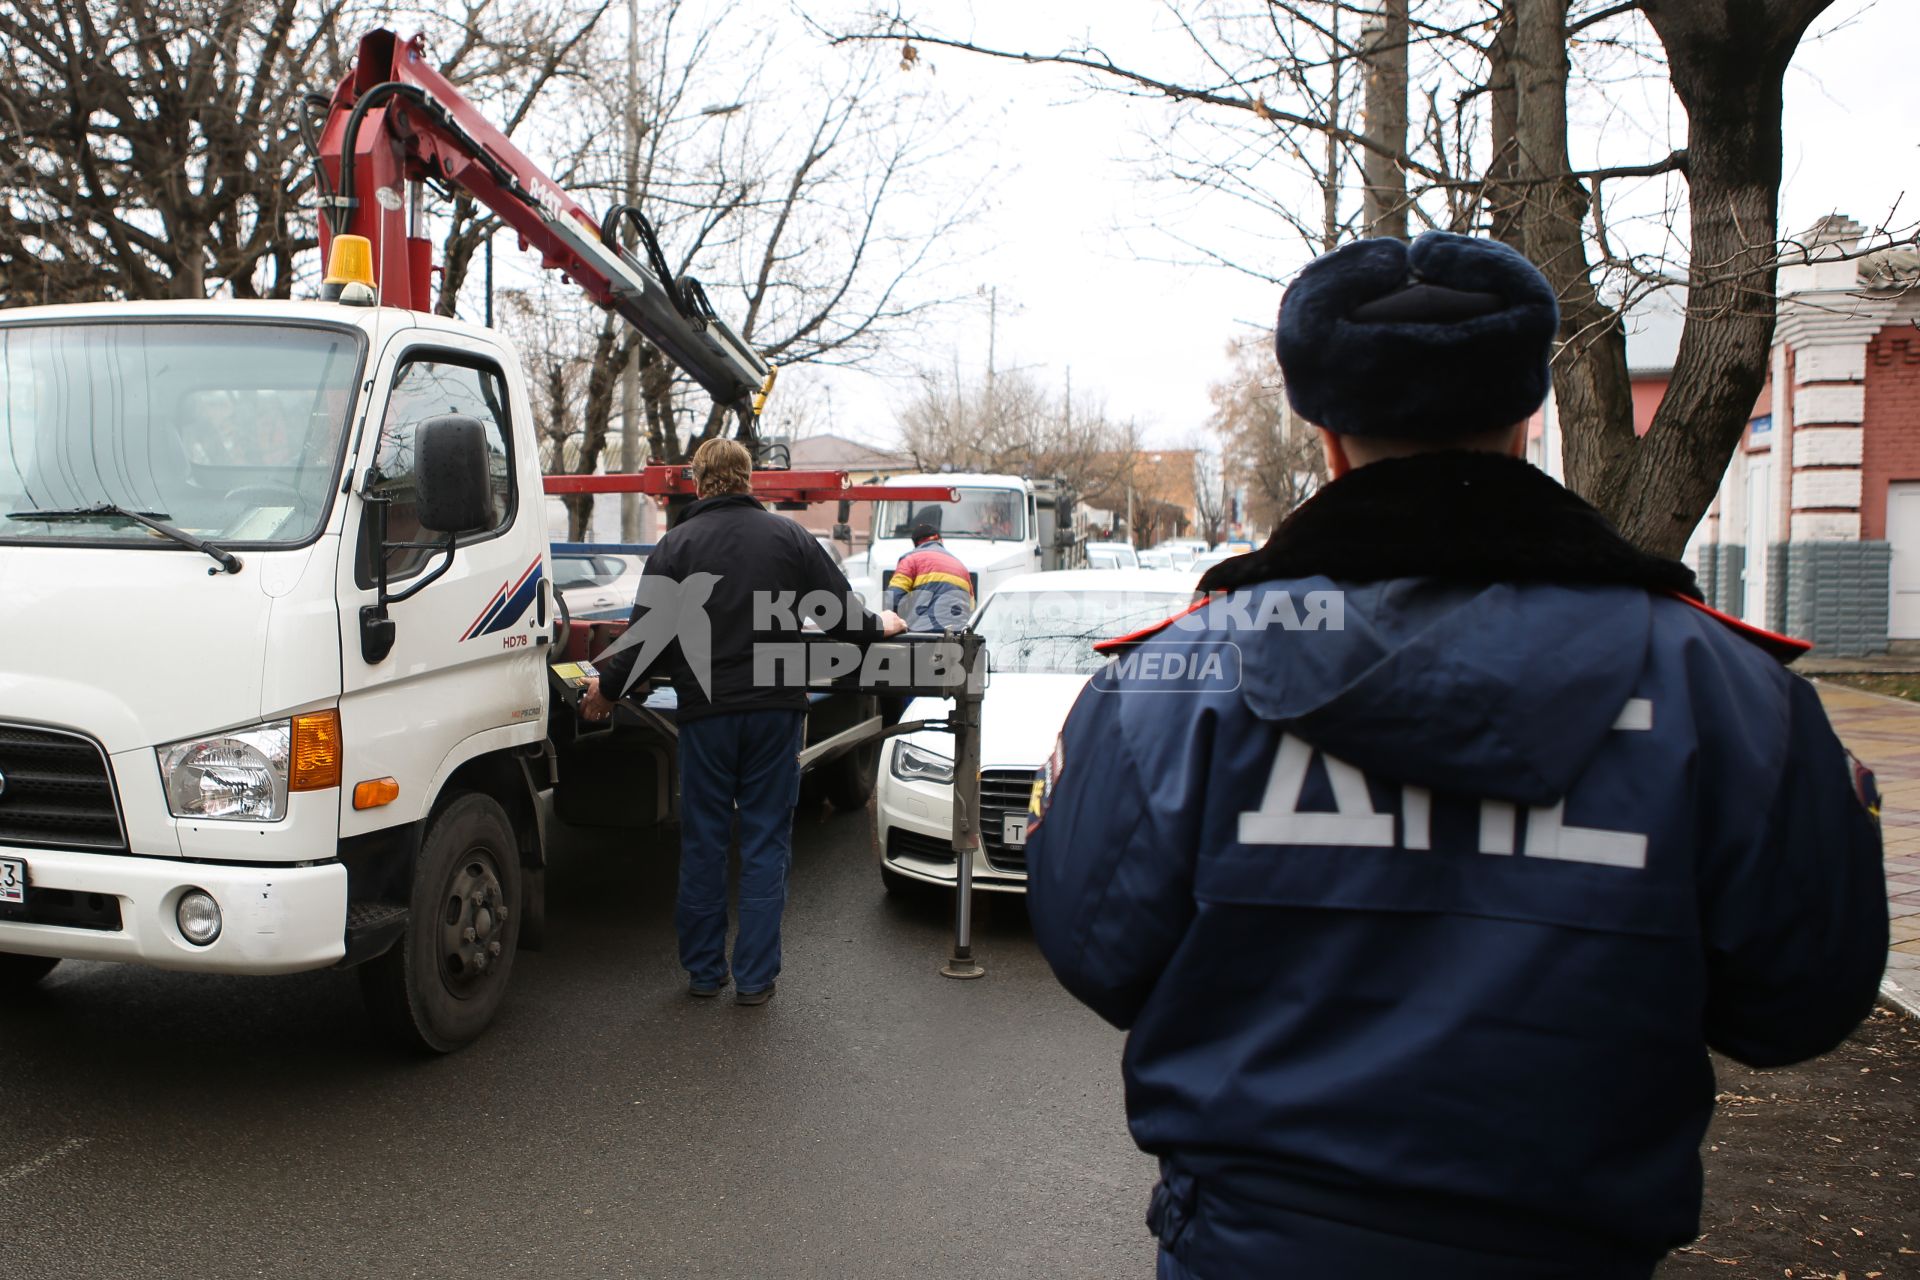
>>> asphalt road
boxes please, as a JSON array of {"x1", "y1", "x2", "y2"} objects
[{"x1": 0, "y1": 804, "x2": 1155, "y2": 1279}]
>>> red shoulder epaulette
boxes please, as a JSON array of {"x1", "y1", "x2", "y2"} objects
[{"x1": 1668, "y1": 592, "x2": 1811, "y2": 664}]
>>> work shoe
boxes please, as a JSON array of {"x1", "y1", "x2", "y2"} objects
[
  {"x1": 735, "y1": 983, "x2": 776, "y2": 1006},
  {"x1": 689, "y1": 974, "x2": 729, "y2": 998}
]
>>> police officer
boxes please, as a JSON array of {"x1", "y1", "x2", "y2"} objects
[
  {"x1": 885, "y1": 522, "x2": 975, "y2": 632},
  {"x1": 1025, "y1": 232, "x2": 1888, "y2": 1279},
  {"x1": 582, "y1": 439, "x2": 904, "y2": 1005}
]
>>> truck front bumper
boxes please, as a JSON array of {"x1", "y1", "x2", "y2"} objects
[{"x1": 0, "y1": 845, "x2": 347, "y2": 974}]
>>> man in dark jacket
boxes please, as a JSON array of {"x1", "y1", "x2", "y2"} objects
[
  {"x1": 584, "y1": 439, "x2": 903, "y2": 1004},
  {"x1": 1025, "y1": 232, "x2": 1888, "y2": 1278},
  {"x1": 885, "y1": 522, "x2": 975, "y2": 632}
]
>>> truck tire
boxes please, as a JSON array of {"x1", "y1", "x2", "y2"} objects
[
  {"x1": 822, "y1": 733, "x2": 879, "y2": 811},
  {"x1": 360, "y1": 792, "x2": 523, "y2": 1053},
  {"x1": 0, "y1": 952, "x2": 59, "y2": 990}
]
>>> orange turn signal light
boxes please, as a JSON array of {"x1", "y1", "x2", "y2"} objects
[
  {"x1": 290, "y1": 710, "x2": 342, "y2": 792},
  {"x1": 352, "y1": 776, "x2": 400, "y2": 811}
]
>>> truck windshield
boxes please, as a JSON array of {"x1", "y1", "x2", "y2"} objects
[
  {"x1": 0, "y1": 322, "x2": 362, "y2": 548},
  {"x1": 875, "y1": 487, "x2": 1025, "y2": 542}
]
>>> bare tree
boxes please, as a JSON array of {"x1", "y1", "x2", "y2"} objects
[
  {"x1": 0, "y1": 0, "x2": 350, "y2": 304},
  {"x1": 509, "y1": 4, "x2": 978, "y2": 535},
  {"x1": 0, "y1": 0, "x2": 613, "y2": 308},
  {"x1": 898, "y1": 364, "x2": 1143, "y2": 503},
  {"x1": 1209, "y1": 337, "x2": 1326, "y2": 532},
  {"x1": 1188, "y1": 441, "x2": 1230, "y2": 545},
  {"x1": 843, "y1": 1, "x2": 1908, "y2": 556}
]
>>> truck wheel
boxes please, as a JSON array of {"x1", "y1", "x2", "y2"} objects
[
  {"x1": 360, "y1": 792, "x2": 522, "y2": 1053},
  {"x1": 0, "y1": 952, "x2": 59, "y2": 990},
  {"x1": 823, "y1": 734, "x2": 879, "y2": 811}
]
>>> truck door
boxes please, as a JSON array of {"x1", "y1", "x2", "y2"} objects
[{"x1": 335, "y1": 339, "x2": 547, "y2": 839}]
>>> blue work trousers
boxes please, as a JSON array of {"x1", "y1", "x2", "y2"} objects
[{"x1": 675, "y1": 708, "x2": 805, "y2": 994}]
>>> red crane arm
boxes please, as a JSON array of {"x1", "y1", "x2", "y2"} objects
[{"x1": 315, "y1": 29, "x2": 768, "y2": 419}]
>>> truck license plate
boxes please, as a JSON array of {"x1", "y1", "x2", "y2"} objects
[
  {"x1": 0, "y1": 857, "x2": 24, "y2": 905},
  {"x1": 1002, "y1": 814, "x2": 1029, "y2": 847}
]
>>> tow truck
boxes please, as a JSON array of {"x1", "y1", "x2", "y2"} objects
[{"x1": 0, "y1": 29, "x2": 984, "y2": 1050}]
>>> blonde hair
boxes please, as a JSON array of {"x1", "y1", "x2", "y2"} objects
[{"x1": 690, "y1": 437, "x2": 753, "y2": 497}]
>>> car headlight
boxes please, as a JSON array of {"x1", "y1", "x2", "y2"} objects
[
  {"x1": 158, "y1": 722, "x2": 291, "y2": 821},
  {"x1": 891, "y1": 741, "x2": 954, "y2": 785}
]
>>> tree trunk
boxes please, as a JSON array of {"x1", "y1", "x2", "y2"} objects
[
  {"x1": 1359, "y1": 0, "x2": 1409, "y2": 239},
  {"x1": 1609, "y1": 0, "x2": 1833, "y2": 556},
  {"x1": 1508, "y1": 0, "x2": 1637, "y2": 518},
  {"x1": 1485, "y1": 7, "x2": 1522, "y2": 252}
]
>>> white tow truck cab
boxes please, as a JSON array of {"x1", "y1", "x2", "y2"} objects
[
  {"x1": 854, "y1": 473, "x2": 1083, "y2": 605},
  {"x1": 0, "y1": 299, "x2": 581, "y2": 1048}
]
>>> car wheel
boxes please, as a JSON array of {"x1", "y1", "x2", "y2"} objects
[
  {"x1": 360, "y1": 792, "x2": 522, "y2": 1053},
  {"x1": 0, "y1": 952, "x2": 60, "y2": 990},
  {"x1": 880, "y1": 863, "x2": 928, "y2": 898}
]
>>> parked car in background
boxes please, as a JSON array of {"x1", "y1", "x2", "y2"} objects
[
  {"x1": 1189, "y1": 550, "x2": 1233, "y2": 577},
  {"x1": 1213, "y1": 539, "x2": 1256, "y2": 555},
  {"x1": 875, "y1": 569, "x2": 1197, "y2": 895},
  {"x1": 1084, "y1": 539, "x2": 1139, "y2": 569},
  {"x1": 553, "y1": 550, "x2": 643, "y2": 621},
  {"x1": 1138, "y1": 547, "x2": 1176, "y2": 569},
  {"x1": 1157, "y1": 538, "x2": 1209, "y2": 567}
]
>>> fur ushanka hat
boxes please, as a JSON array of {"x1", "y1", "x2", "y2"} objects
[{"x1": 1275, "y1": 232, "x2": 1560, "y2": 439}]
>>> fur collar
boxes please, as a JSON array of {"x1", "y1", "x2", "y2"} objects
[{"x1": 1198, "y1": 452, "x2": 1700, "y2": 600}]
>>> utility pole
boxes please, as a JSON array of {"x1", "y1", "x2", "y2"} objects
[
  {"x1": 618, "y1": 0, "x2": 643, "y2": 541},
  {"x1": 984, "y1": 284, "x2": 997, "y2": 391}
]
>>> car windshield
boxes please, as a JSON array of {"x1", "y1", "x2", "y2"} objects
[
  {"x1": 875, "y1": 487, "x2": 1025, "y2": 541},
  {"x1": 975, "y1": 588, "x2": 1192, "y2": 674},
  {"x1": 0, "y1": 322, "x2": 362, "y2": 547}
]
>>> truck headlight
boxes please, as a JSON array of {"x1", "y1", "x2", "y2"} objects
[
  {"x1": 158, "y1": 722, "x2": 292, "y2": 821},
  {"x1": 891, "y1": 741, "x2": 954, "y2": 786}
]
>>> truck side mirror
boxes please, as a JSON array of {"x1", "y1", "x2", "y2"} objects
[{"x1": 415, "y1": 415, "x2": 495, "y2": 534}]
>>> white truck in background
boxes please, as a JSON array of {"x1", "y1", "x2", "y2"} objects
[{"x1": 849, "y1": 473, "x2": 1083, "y2": 608}]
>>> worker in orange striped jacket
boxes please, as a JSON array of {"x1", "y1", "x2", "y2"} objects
[{"x1": 885, "y1": 523, "x2": 975, "y2": 632}]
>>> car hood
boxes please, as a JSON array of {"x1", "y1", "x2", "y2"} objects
[
  {"x1": 0, "y1": 544, "x2": 312, "y2": 752},
  {"x1": 900, "y1": 671, "x2": 1090, "y2": 771}
]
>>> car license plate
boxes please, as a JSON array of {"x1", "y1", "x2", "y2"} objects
[
  {"x1": 0, "y1": 857, "x2": 24, "y2": 905},
  {"x1": 1002, "y1": 814, "x2": 1029, "y2": 847}
]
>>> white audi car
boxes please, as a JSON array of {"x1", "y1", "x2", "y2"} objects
[{"x1": 875, "y1": 569, "x2": 1198, "y2": 895}]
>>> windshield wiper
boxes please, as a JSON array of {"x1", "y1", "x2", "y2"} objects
[{"x1": 8, "y1": 503, "x2": 242, "y2": 574}]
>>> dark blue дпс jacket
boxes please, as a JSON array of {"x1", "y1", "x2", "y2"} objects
[{"x1": 1025, "y1": 455, "x2": 1887, "y2": 1279}]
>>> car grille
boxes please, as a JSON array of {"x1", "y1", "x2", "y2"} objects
[
  {"x1": 0, "y1": 723, "x2": 127, "y2": 852},
  {"x1": 979, "y1": 768, "x2": 1039, "y2": 874}
]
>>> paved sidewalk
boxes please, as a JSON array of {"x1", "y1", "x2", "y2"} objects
[{"x1": 1814, "y1": 681, "x2": 1920, "y2": 1015}]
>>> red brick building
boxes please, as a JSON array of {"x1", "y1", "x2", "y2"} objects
[{"x1": 1633, "y1": 218, "x2": 1919, "y2": 655}]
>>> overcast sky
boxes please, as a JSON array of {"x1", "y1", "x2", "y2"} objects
[{"x1": 776, "y1": 0, "x2": 1914, "y2": 453}]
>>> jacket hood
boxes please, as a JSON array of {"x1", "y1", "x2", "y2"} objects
[
  {"x1": 1186, "y1": 451, "x2": 1699, "y2": 807},
  {"x1": 1233, "y1": 577, "x2": 1650, "y2": 806}
]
